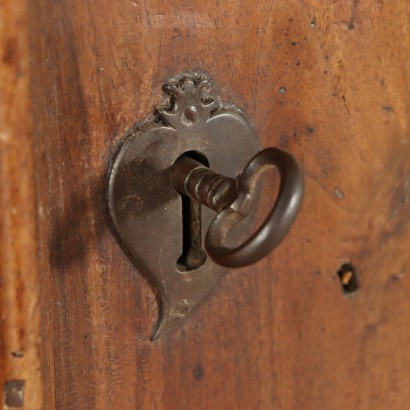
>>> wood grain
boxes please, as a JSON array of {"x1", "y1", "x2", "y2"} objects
[
  {"x1": 3, "y1": 0, "x2": 410, "y2": 408},
  {"x1": 0, "y1": 0, "x2": 43, "y2": 408}
]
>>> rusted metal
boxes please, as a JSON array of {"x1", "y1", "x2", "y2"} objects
[
  {"x1": 171, "y1": 155, "x2": 238, "y2": 213},
  {"x1": 107, "y1": 72, "x2": 303, "y2": 340},
  {"x1": 107, "y1": 72, "x2": 260, "y2": 340},
  {"x1": 171, "y1": 148, "x2": 304, "y2": 267},
  {"x1": 3, "y1": 380, "x2": 25, "y2": 407}
]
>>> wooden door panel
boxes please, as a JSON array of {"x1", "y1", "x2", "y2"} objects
[{"x1": 1, "y1": 1, "x2": 410, "y2": 409}]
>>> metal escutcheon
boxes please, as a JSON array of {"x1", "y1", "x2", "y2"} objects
[{"x1": 107, "y1": 72, "x2": 304, "y2": 340}]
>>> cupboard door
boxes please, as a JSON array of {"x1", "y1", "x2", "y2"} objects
[{"x1": 1, "y1": 1, "x2": 410, "y2": 409}]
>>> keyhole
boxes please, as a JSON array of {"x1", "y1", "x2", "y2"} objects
[{"x1": 176, "y1": 151, "x2": 208, "y2": 272}]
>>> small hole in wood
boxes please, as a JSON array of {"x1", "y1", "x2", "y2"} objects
[{"x1": 337, "y1": 263, "x2": 359, "y2": 293}]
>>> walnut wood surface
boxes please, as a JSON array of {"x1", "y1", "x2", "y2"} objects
[
  {"x1": 2, "y1": 1, "x2": 410, "y2": 409},
  {"x1": 0, "y1": 1, "x2": 43, "y2": 408}
]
